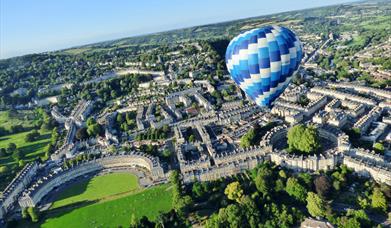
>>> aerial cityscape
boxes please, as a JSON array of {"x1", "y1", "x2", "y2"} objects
[{"x1": 0, "y1": 0, "x2": 390, "y2": 227}]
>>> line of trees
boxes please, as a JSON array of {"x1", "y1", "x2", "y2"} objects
[{"x1": 135, "y1": 125, "x2": 170, "y2": 141}]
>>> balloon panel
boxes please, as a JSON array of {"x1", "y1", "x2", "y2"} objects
[{"x1": 225, "y1": 25, "x2": 303, "y2": 107}]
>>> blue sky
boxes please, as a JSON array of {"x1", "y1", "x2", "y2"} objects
[{"x1": 0, "y1": 0, "x2": 357, "y2": 59}]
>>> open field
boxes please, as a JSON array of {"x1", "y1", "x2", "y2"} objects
[
  {"x1": 0, "y1": 130, "x2": 51, "y2": 191},
  {"x1": 0, "y1": 110, "x2": 52, "y2": 190},
  {"x1": 0, "y1": 110, "x2": 52, "y2": 168},
  {"x1": 39, "y1": 184, "x2": 173, "y2": 228},
  {"x1": 50, "y1": 172, "x2": 140, "y2": 209},
  {"x1": 0, "y1": 130, "x2": 51, "y2": 166}
]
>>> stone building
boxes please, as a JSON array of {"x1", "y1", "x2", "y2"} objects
[
  {"x1": 310, "y1": 87, "x2": 377, "y2": 106},
  {"x1": 343, "y1": 149, "x2": 391, "y2": 185},
  {"x1": 328, "y1": 82, "x2": 391, "y2": 100},
  {"x1": 18, "y1": 153, "x2": 164, "y2": 208},
  {"x1": 0, "y1": 162, "x2": 38, "y2": 220},
  {"x1": 353, "y1": 106, "x2": 383, "y2": 133},
  {"x1": 70, "y1": 100, "x2": 94, "y2": 127}
]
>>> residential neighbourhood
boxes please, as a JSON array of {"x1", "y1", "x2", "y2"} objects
[{"x1": 0, "y1": 0, "x2": 390, "y2": 227}]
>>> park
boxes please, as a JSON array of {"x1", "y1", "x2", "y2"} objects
[{"x1": 18, "y1": 172, "x2": 173, "y2": 227}]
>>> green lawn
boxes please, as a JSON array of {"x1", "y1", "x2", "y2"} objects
[
  {"x1": 0, "y1": 130, "x2": 51, "y2": 166},
  {"x1": 0, "y1": 110, "x2": 51, "y2": 168},
  {"x1": 0, "y1": 110, "x2": 36, "y2": 130},
  {"x1": 0, "y1": 110, "x2": 53, "y2": 190},
  {"x1": 40, "y1": 184, "x2": 173, "y2": 228},
  {"x1": 51, "y1": 173, "x2": 140, "y2": 209}
]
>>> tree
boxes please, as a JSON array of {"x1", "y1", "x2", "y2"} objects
[
  {"x1": 275, "y1": 179, "x2": 285, "y2": 192},
  {"x1": 7, "y1": 143, "x2": 17, "y2": 153},
  {"x1": 129, "y1": 214, "x2": 139, "y2": 228},
  {"x1": 285, "y1": 177, "x2": 308, "y2": 203},
  {"x1": 206, "y1": 204, "x2": 245, "y2": 228},
  {"x1": 371, "y1": 187, "x2": 387, "y2": 213},
  {"x1": 0, "y1": 166, "x2": 9, "y2": 174},
  {"x1": 346, "y1": 209, "x2": 370, "y2": 227},
  {"x1": 255, "y1": 166, "x2": 273, "y2": 196},
  {"x1": 337, "y1": 216, "x2": 361, "y2": 228},
  {"x1": 224, "y1": 181, "x2": 244, "y2": 203},
  {"x1": 0, "y1": 148, "x2": 6, "y2": 157},
  {"x1": 51, "y1": 127, "x2": 59, "y2": 145},
  {"x1": 21, "y1": 207, "x2": 28, "y2": 219},
  {"x1": 288, "y1": 124, "x2": 305, "y2": 152},
  {"x1": 10, "y1": 124, "x2": 24, "y2": 133},
  {"x1": 287, "y1": 124, "x2": 320, "y2": 154},
  {"x1": 86, "y1": 117, "x2": 96, "y2": 126},
  {"x1": 192, "y1": 181, "x2": 204, "y2": 198},
  {"x1": 162, "y1": 124, "x2": 170, "y2": 133},
  {"x1": 25, "y1": 132, "x2": 35, "y2": 142},
  {"x1": 108, "y1": 145, "x2": 116, "y2": 154},
  {"x1": 169, "y1": 170, "x2": 184, "y2": 213},
  {"x1": 87, "y1": 123, "x2": 102, "y2": 136},
  {"x1": 44, "y1": 144, "x2": 55, "y2": 158},
  {"x1": 306, "y1": 192, "x2": 327, "y2": 218},
  {"x1": 357, "y1": 195, "x2": 370, "y2": 209},
  {"x1": 373, "y1": 142, "x2": 385, "y2": 154},
  {"x1": 18, "y1": 159, "x2": 26, "y2": 167},
  {"x1": 121, "y1": 122, "x2": 129, "y2": 132},
  {"x1": 135, "y1": 216, "x2": 155, "y2": 228},
  {"x1": 27, "y1": 206, "x2": 39, "y2": 222},
  {"x1": 314, "y1": 175, "x2": 331, "y2": 198},
  {"x1": 154, "y1": 210, "x2": 187, "y2": 228},
  {"x1": 188, "y1": 134, "x2": 195, "y2": 143},
  {"x1": 240, "y1": 128, "x2": 256, "y2": 148},
  {"x1": 239, "y1": 196, "x2": 261, "y2": 226},
  {"x1": 162, "y1": 149, "x2": 171, "y2": 158},
  {"x1": 12, "y1": 149, "x2": 22, "y2": 162},
  {"x1": 299, "y1": 125, "x2": 320, "y2": 153},
  {"x1": 25, "y1": 130, "x2": 40, "y2": 142},
  {"x1": 116, "y1": 113, "x2": 123, "y2": 124},
  {"x1": 298, "y1": 172, "x2": 312, "y2": 188},
  {"x1": 176, "y1": 195, "x2": 193, "y2": 215},
  {"x1": 278, "y1": 170, "x2": 287, "y2": 179},
  {"x1": 192, "y1": 181, "x2": 209, "y2": 199}
]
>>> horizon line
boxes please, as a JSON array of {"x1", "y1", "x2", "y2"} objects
[{"x1": 0, "y1": 0, "x2": 360, "y2": 61}]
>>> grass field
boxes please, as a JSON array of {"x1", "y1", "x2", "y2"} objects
[
  {"x1": 50, "y1": 173, "x2": 140, "y2": 209},
  {"x1": 40, "y1": 184, "x2": 173, "y2": 228},
  {"x1": 0, "y1": 111, "x2": 36, "y2": 130},
  {"x1": 0, "y1": 130, "x2": 51, "y2": 166},
  {"x1": 0, "y1": 110, "x2": 53, "y2": 190},
  {"x1": 0, "y1": 110, "x2": 52, "y2": 167}
]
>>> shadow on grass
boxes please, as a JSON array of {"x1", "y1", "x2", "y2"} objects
[
  {"x1": 13, "y1": 200, "x2": 99, "y2": 228},
  {"x1": 0, "y1": 155, "x2": 13, "y2": 164},
  {"x1": 45, "y1": 199, "x2": 99, "y2": 218},
  {"x1": 0, "y1": 136, "x2": 11, "y2": 142},
  {"x1": 50, "y1": 177, "x2": 92, "y2": 206},
  {"x1": 19, "y1": 141, "x2": 50, "y2": 155},
  {"x1": 37, "y1": 133, "x2": 51, "y2": 141}
]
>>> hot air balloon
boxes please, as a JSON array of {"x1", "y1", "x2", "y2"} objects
[{"x1": 225, "y1": 25, "x2": 303, "y2": 107}]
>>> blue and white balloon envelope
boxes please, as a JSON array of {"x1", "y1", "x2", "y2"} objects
[{"x1": 225, "y1": 25, "x2": 303, "y2": 107}]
